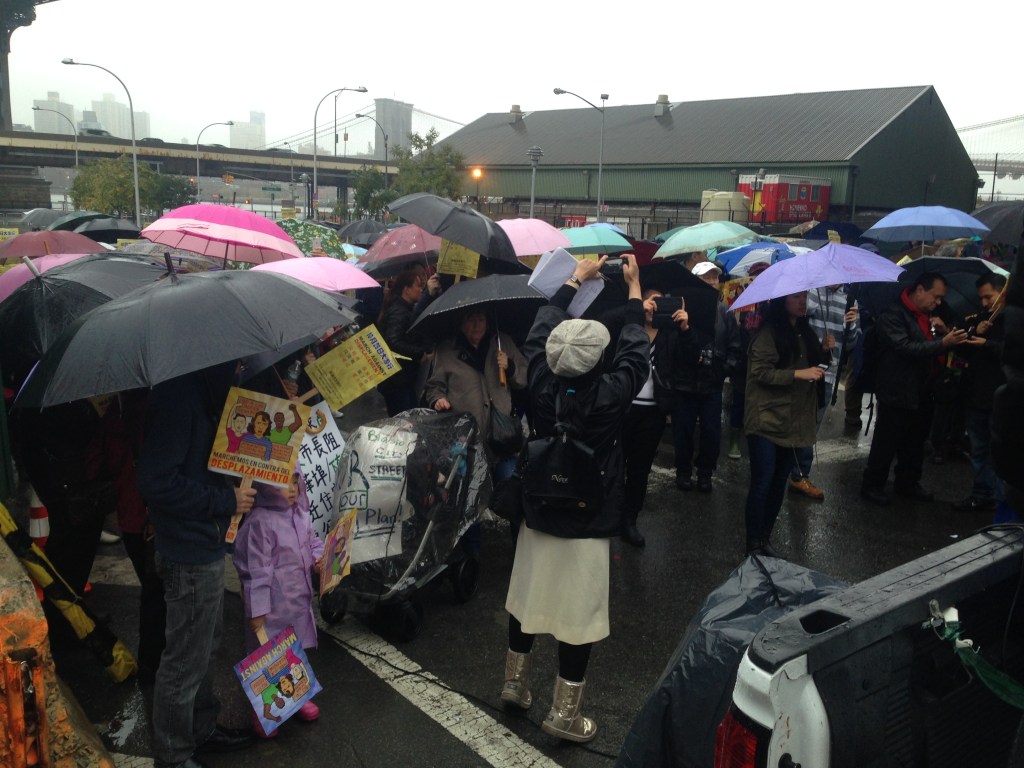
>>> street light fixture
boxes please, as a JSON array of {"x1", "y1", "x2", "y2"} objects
[
  {"x1": 355, "y1": 113, "x2": 389, "y2": 189},
  {"x1": 313, "y1": 86, "x2": 367, "y2": 221},
  {"x1": 195, "y1": 120, "x2": 233, "y2": 195},
  {"x1": 62, "y1": 58, "x2": 141, "y2": 228},
  {"x1": 527, "y1": 146, "x2": 543, "y2": 218},
  {"x1": 33, "y1": 105, "x2": 78, "y2": 168},
  {"x1": 554, "y1": 87, "x2": 608, "y2": 222}
]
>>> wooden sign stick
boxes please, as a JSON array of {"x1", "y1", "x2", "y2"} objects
[{"x1": 225, "y1": 475, "x2": 253, "y2": 543}]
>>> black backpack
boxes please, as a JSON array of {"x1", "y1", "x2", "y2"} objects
[{"x1": 519, "y1": 390, "x2": 606, "y2": 538}]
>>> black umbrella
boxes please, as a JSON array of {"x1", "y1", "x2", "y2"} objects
[
  {"x1": 16, "y1": 270, "x2": 358, "y2": 408},
  {"x1": 47, "y1": 210, "x2": 108, "y2": 232},
  {"x1": 0, "y1": 254, "x2": 169, "y2": 386},
  {"x1": 971, "y1": 201, "x2": 1024, "y2": 246},
  {"x1": 338, "y1": 219, "x2": 388, "y2": 246},
  {"x1": 18, "y1": 208, "x2": 65, "y2": 233},
  {"x1": 73, "y1": 217, "x2": 142, "y2": 244},
  {"x1": 855, "y1": 256, "x2": 1008, "y2": 320},
  {"x1": 408, "y1": 274, "x2": 546, "y2": 337},
  {"x1": 388, "y1": 193, "x2": 522, "y2": 273}
]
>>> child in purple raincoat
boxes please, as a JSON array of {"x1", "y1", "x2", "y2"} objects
[{"x1": 233, "y1": 467, "x2": 324, "y2": 737}]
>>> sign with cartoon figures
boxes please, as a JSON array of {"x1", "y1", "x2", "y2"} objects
[
  {"x1": 234, "y1": 626, "x2": 322, "y2": 735},
  {"x1": 318, "y1": 509, "x2": 357, "y2": 597},
  {"x1": 209, "y1": 387, "x2": 311, "y2": 487},
  {"x1": 304, "y1": 324, "x2": 400, "y2": 412},
  {"x1": 332, "y1": 420, "x2": 418, "y2": 564},
  {"x1": 298, "y1": 402, "x2": 346, "y2": 540}
]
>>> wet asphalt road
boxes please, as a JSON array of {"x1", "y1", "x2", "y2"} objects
[{"x1": 46, "y1": 389, "x2": 997, "y2": 768}]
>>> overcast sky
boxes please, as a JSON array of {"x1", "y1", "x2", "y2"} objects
[{"x1": 9, "y1": 0, "x2": 1022, "y2": 150}]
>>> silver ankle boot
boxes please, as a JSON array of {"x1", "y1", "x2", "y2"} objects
[
  {"x1": 541, "y1": 676, "x2": 597, "y2": 743},
  {"x1": 500, "y1": 650, "x2": 532, "y2": 709}
]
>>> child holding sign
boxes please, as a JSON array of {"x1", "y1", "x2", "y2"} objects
[{"x1": 233, "y1": 467, "x2": 324, "y2": 737}]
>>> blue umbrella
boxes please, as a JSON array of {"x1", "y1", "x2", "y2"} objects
[
  {"x1": 729, "y1": 243, "x2": 903, "y2": 311},
  {"x1": 717, "y1": 242, "x2": 795, "y2": 276},
  {"x1": 862, "y1": 206, "x2": 990, "y2": 242},
  {"x1": 654, "y1": 221, "x2": 759, "y2": 258}
]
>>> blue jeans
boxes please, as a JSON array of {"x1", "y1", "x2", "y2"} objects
[
  {"x1": 966, "y1": 408, "x2": 1003, "y2": 502},
  {"x1": 672, "y1": 389, "x2": 723, "y2": 480},
  {"x1": 791, "y1": 405, "x2": 827, "y2": 480},
  {"x1": 745, "y1": 434, "x2": 797, "y2": 543},
  {"x1": 152, "y1": 554, "x2": 225, "y2": 767}
]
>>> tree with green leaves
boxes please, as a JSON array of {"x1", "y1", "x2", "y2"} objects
[
  {"x1": 70, "y1": 156, "x2": 195, "y2": 219},
  {"x1": 389, "y1": 128, "x2": 466, "y2": 200},
  {"x1": 351, "y1": 165, "x2": 398, "y2": 219},
  {"x1": 0, "y1": 1, "x2": 58, "y2": 130}
]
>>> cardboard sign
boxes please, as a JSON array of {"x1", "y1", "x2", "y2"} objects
[
  {"x1": 720, "y1": 276, "x2": 754, "y2": 308},
  {"x1": 234, "y1": 626, "x2": 322, "y2": 735},
  {"x1": 208, "y1": 387, "x2": 311, "y2": 488},
  {"x1": 436, "y1": 239, "x2": 480, "y2": 279},
  {"x1": 297, "y1": 403, "x2": 346, "y2": 540},
  {"x1": 318, "y1": 509, "x2": 357, "y2": 597},
  {"x1": 305, "y1": 325, "x2": 400, "y2": 412}
]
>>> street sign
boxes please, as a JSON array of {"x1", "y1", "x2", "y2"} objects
[{"x1": 261, "y1": 186, "x2": 282, "y2": 192}]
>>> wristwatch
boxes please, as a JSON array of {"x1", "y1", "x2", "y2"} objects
[{"x1": 568, "y1": 275, "x2": 582, "y2": 287}]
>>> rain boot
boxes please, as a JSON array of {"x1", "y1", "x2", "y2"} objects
[
  {"x1": 541, "y1": 677, "x2": 597, "y2": 743},
  {"x1": 500, "y1": 650, "x2": 533, "y2": 710},
  {"x1": 727, "y1": 428, "x2": 742, "y2": 460}
]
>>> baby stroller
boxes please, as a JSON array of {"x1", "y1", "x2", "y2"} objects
[{"x1": 319, "y1": 408, "x2": 490, "y2": 640}]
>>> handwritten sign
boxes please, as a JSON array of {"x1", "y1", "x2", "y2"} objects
[
  {"x1": 297, "y1": 403, "x2": 346, "y2": 540},
  {"x1": 209, "y1": 387, "x2": 311, "y2": 487},
  {"x1": 305, "y1": 324, "x2": 399, "y2": 412},
  {"x1": 318, "y1": 509, "x2": 357, "y2": 598},
  {"x1": 333, "y1": 420, "x2": 418, "y2": 564},
  {"x1": 436, "y1": 239, "x2": 480, "y2": 279},
  {"x1": 234, "y1": 626, "x2": 321, "y2": 735},
  {"x1": 0, "y1": 227, "x2": 19, "y2": 242}
]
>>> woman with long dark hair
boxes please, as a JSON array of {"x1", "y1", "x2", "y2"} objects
[
  {"x1": 742, "y1": 292, "x2": 827, "y2": 557},
  {"x1": 376, "y1": 269, "x2": 434, "y2": 415}
]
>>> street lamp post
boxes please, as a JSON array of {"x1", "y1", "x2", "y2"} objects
[
  {"x1": 32, "y1": 106, "x2": 78, "y2": 168},
  {"x1": 471, "y1": 167, "x2": 483, "y2": 210},
  {"x1": 527, "y1": 146, "x2": 543, "y2": 218},
  {"x1": 298, "y1": 172, "x2": 312, "y2": 219},
  {"x1": 313, "y1": 86, "x2": 367, "y2": 221},
  {"x1": 283, "y1": 141, "x2": 295, "y2": 183},
  {"x1": 355, "y1": 113, "x2": 389, "y2": 189},
  {"x1": 62, "y1": 58, "x2": 141, "y2": 228},
  {"x1": 195, "y1": 120, "x2": 233, "y2": 197},
  {"x1": 554, "y1": 88, "x2": 608, "y2": 222}
]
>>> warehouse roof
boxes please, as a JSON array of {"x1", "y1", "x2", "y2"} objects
[{"x1": 442, "y1": 85, "x2": 935, "y2": 167}]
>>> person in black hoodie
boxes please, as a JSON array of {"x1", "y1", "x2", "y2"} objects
[
  {"x1": 136, "y1": 363, "x2": 257, "y2": 768},
  {"x1": 953, "y1": 273, "x2": 1007, "y2": 512}
]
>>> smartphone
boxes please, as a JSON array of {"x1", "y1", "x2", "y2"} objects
[
  {"x1": 816, "y1": 363, "x2": 830, "y2": 371},
  {"x1": 654, "y1": 297, "x2": 684, "y2": 315}
]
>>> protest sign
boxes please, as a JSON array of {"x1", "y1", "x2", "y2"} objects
[
  {"x1": 0, "y1": 227, "x2": 19, "y2": 242},
  {"x1": 528, "y1": 247, "x2": 603, "y2": 317},
  {"x1": 209, "y1": 387, "x2": 310, "y2": 487},
  {"x1": 298, "y1": 402, "x2": 346, "y2": 540},
  {"x1": 304, "y1": 324, "x2": 399, "y2": 412},
  {"x1": 436, "y1": 239, "x2": 480, "y2": 279},
  {"x1": 720, "y1": 276, "x2": 754, "y2": 308},
  {"x1": 116, "y1": 238, "x2": 139, "y2": 250},
  {"x1": 319, "y1": 509, "x2": 357, "y2": 598},
  {"x1": 234, "y1": 626, "x2": 321, "y2": 735}
]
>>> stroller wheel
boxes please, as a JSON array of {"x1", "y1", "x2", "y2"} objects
[
  {"x1": 320, "y1": 591, "x2": 348, "y2": 625},
  {"x1": 451, "y1": 557, "x2": 480, "y2": 603},
  {"x1": 392, "y1": 601, "x2": 424, "y2": 642}
]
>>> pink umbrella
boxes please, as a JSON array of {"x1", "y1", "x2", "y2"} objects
[
  {"x1": 359, "y1": 224, "x2": 442, "y2": 277},
  {"x1": 140, "y1": 204, "x2": 303, "y2": 264},
  {"x1": 0, "y1": 253, "x2": 93, "y2": 303},
  {"x1": 497, "y1": 218, "x2": 571, "y2": 258},
  {"x1": 0, "y1": 231, "x2": 104, "y2": 261},
  {"x1": 252, "y1": 256, "x2": 380, "y2": 292}
]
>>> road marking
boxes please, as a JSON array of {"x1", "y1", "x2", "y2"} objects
[
  {"x1": 320, "y1": 619, "x2": 562, "y2": 768},
  {"x1": 112, "y1": 756, "x2": 153, "y2": 768}
]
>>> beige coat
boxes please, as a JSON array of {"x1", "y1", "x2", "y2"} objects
[{"x1": 422, "y1": 332, "x2": 528, "y2": 461}]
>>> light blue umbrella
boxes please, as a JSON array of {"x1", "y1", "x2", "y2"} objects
[
  {"x1": 561, "y1": 226, "x2": 631, "y2": 255},
  {"x1": 587, "y1": 221, "x2": 627, "y2": 236},
  {"x1": 654, "y1": 221, "x2": 758, "y2": 259},
  {"x1": 717, "y1": 242, "x2": 795, "y2": 277},
  {"x1": 862, "y1": 206, "x2": 990, "y2": 242}
]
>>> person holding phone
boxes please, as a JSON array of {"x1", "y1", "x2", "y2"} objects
[{"x1": 742, "y1": 292, "x2": 828, "y2": 557}]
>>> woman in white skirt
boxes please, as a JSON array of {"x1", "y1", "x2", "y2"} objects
[{"x1": 502, "y1": 254, "x2": 647, "y2": 743}]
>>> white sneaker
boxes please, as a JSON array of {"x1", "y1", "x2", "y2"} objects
[{"x1": 99, "y1": 531, "x2": 121, "y2": 545}]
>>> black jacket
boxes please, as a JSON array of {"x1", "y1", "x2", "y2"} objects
[
  {"x1": 522, "y1": 285, "x2": 649, "y2": 538},
  {"x1": 377, "y1": 297, "x2": 432, "y2": 396},
  {"x1": 959, "y1": 313, "x2": 1005, "y2": 410},
  {"x1": 992, "y1": 252, "x2": 1024, "y2": 507},
  {"x1": 870, "y1": 297, "x2": 945, "y2": 411},
  {"x1": 666, "y1": 302, "x2": 741, "y2": 395}
]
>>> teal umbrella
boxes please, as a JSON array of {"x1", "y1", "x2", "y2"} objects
[
  {"x1": 654, "y1": 221, "x2": 758, "y2": 259},
  {"x1": 561, "y1": 226, "x2": 631, "y2": 255},
  {"x1": 276, "y1": 218, "x2": 348, "y2": 258}
]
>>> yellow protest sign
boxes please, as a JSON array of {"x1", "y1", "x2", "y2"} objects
[
  {"x1": 116, "y1": 238, "x2": 139, "y2": 250},
  {"x1": 0, "y1": 227, "x2": 18, "y2": 242},
  {"x1": 305, "y1": 324, "x2": 400, "y2": 411},
  {"x1": 827, "y1": 229, "x2": 841, "y2": 243},
  {"x1": 208, "y1": 387, "x2": 311, "y2": 487},
  {"x1": 436, "y1": 239, "x2": 480, "y2": 279},
  {"x1": 578, "y1": 253, "x2": 602, "y2": 262}
]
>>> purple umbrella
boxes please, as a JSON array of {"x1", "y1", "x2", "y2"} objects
[{"x1": 729, "y1": 243, "x2": 903, "y2": 311}]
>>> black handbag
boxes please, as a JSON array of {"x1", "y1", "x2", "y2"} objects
[{"x1": 487, "y1": 401, "x2": 525, "y2": 457}]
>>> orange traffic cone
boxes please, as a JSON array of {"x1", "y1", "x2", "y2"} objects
[{"x1": 28, "y1": 485, "x2": 49, "y2": 600}]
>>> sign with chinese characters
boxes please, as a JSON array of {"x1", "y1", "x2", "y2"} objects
[
  {"x1": 0, "y1": 227, "x2": 19, "y2": 241},
  {"x1": 304, "y1": 324, "x2": 399, "y2": 412},
  {"x1": 436, "y1": 239, "x2": 480, "y2": 279},
  {"x1": 297, "y1": 403, "x2": 346, "y2": 540}
]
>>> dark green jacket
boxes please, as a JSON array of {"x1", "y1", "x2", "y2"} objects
[{"x1": 743, "y1": 326, "x2": 819, "y2": 448}]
